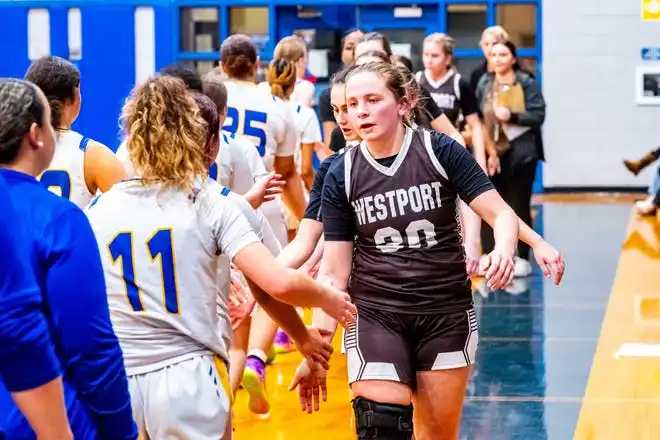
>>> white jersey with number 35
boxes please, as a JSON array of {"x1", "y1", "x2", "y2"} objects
[
  {"x1": 85, "y1": 178, "x2": 261, "y2": 376},
  {"x1": 223, "y1": 80, "x2": 297, "y2": 172}
]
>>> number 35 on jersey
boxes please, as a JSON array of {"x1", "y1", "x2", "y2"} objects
[{"x1": 224, "y1": 107, "x2": 268, "y2": 156}]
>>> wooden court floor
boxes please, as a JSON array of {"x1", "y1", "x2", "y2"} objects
[{"x1": 233, "y1": 193, "x2": 660, "y2": 440}]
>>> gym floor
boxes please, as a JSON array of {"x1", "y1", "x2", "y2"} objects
[{"x1": 234, "y1": 194, "x2": 660, "y2": 439}]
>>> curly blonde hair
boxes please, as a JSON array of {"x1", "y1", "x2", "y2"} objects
[{"x1": 122, "y1": 75, "x2": 208, "y2": 191}]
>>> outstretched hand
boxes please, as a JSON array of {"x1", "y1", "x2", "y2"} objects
[
  {"x1": 481, "y1": 249, "x2": 515, "y2": 290},
  {"x1": 229, "y1": 273, "x2": 255, "y2": 329},
  {"x1": 532, "y1": 241, "x2": 565, "y2": 285},
  {"x1": 245, "y1": 172, "x2": 285, "y2": 209},
  {"x1": 289, "y1": 360, "x2": 328, "y2": 413}
]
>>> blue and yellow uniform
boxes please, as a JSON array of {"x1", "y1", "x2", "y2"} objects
[
  {"x1": 0, "y1": 169, "x2": 137, "y2": 439},
  {"x1": 0, "y1": 175, "x2": 60, "y2": 396}
]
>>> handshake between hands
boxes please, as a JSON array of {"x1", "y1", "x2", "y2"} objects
[
  {"x1": 228, "y1": 266, "x2": 356, "y2": 414},
  {"x1": 288, "y1": 279, "x2": 356, "y2": 414}
]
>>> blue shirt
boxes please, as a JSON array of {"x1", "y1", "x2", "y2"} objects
[
  {"x1": 0, "y1": 169, "x2": 137, "y2": 440},
  {"x1": 0, "y1": 175, "x2": 60, "y2": 392}
]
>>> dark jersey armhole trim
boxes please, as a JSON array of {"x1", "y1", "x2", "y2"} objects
[
  {"x1": 422, "y1": 130, "x2": 449, "y2": 181},
  {"x1": 344, "y1": 146, "x2": 354, "y2": 202}
]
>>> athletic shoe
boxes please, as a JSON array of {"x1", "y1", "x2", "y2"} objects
[
  {"x1": 273, "y1": 329, "x2": 295, "y2": 354},
  {"x1": 241, "y1": 356, "x2": 269, "y2": 414}
]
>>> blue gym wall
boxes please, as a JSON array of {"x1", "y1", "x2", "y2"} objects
[{"x1": 0, "y1": 0, "x2": 543, "y2": 191}]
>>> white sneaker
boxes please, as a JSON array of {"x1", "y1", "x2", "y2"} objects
[
  {"x1": 504, "y1": 278, "x2": 531, "y2": 295},
  {"x1": 513, "y1": 257, "x2": 532, "y2": 278},
  {"x1": 474, "y1": 278, "x2": 490, "y2": 299},
  {"x1": 635, "y1": 197, "x2": 656, "y2": 216}
]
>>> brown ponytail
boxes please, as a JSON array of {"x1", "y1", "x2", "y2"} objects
[{"x1": 266, "y1": 58, "x2": 296, "y2": 99}]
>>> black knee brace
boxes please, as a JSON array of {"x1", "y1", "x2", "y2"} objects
[{"x1": 352, "y1": 397, "x2": 413, "y2": 440}]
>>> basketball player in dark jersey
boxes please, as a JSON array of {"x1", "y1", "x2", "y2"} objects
[
  {"x1": 289, "y1": 61, "x2": 565, "y2": 440},
  {"x1": 417, "y1": 33, "x2": 487, "y2": 173},
  {"x1": 354, "y1": 50, "x2": 483, "y2": 276}
]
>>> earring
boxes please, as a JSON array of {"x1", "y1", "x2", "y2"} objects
[{"x1": 37, "y1": 141, "x2": 44, "y2": 147}]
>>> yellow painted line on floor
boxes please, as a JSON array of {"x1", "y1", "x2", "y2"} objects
[{"x1": 574, "y1": 211, "x2": 660, "y2": 440}]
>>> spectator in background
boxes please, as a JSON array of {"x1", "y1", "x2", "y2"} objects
[
  {"x1": 476, "y1": 40, "x2": 546, "y2": 278},
  {"x1": 470, "y1": 26, "x2": 509, "y2": 93},
  {"x1": 318, "y1": 29, "x2": 364, "y2": 154},
  {"x1": 623, "y1": 147, "x2": 660, "y2": 215}
]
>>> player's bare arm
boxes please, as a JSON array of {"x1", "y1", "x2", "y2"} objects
[
  {"x1": 276, "y1": 219, "x2": 324, "y2": 270},
  {"x1": 84, "y1": 141, "x2": 127, "y2": 194},
  {"x1": 289, "y1": 240, "x2": 353, "y2": 411},
  {"x1": 244, "y1": 277, "x2": 334, "y2": 370},
  {"x1": 231, "y1": 241, "x2": 356, "y2": 326},
  {"x1": 467, "y1": 188, "x2": 519, "y2": 289},
  {"x1": 274, "y1": 154, "x2": 307, "y2": 220}
]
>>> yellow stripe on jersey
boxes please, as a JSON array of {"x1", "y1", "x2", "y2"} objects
[{"x1": 213, "y1": 356, "x2": 233, "y2": 407}]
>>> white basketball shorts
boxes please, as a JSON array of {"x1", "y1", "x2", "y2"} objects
[{"x1": 129, "y1": 355, "x2": 232, "y2": 440}]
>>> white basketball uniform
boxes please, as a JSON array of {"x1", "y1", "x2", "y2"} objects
[
  {"x1": 86, "y1": 177, "x2": 263, "y2": 440},
  {"x1": 257, "y1": 78, "x2": 315, "y2": 107},
  {"x1": 213, "y1": 133, "x2": 261, "y2": 195},
  {"x1": 39, "y1": 130, "x2": 94, "y2": 208},
  {"x1": 287, "y1": 101, "x2": 322, "y2": 175},
  {"x1": 224, "y1": 80, "x2": 296, "y2": 246},
  {"x1": 114, "y1": 140, "x2": 136, "y2": 178},
  {"x1": 116, "y1": 134, "x2": 281, "y2": 320},
  {"x1": 290, "y1": 78, "x2": 316, "y2": 107},
  {"x1": 255, "y1": 82, "x2": 321, "y2": 173},
  {"x1": 221, "y1": 131, "x2": 268, "y2": 183},
  {"x1": 211, "y1": 132, "x2": 285, "y2": 256}
]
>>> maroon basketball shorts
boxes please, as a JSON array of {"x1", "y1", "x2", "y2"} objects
[{"x1": 344, "y1": 304, "x2": 478, "y2": 389}]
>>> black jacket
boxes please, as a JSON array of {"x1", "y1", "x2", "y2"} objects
[{"x1": 476, "y1": 70, "x2": 546, "y2": 166}]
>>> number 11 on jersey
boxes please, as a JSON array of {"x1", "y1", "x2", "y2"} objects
[{"x1": 108, "y1": 228, "x2": 180, "y2": 314}]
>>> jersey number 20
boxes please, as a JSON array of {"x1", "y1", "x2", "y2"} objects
[
  {"x1": 224, "y1": 107, "x2": 268, "y2": 156},
  {"x1": 108, "y1": 228, "x2": 180, "y2": 314},
  {"x1": 374, "y1": 219, "x2": 438, "y2": 253}
]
